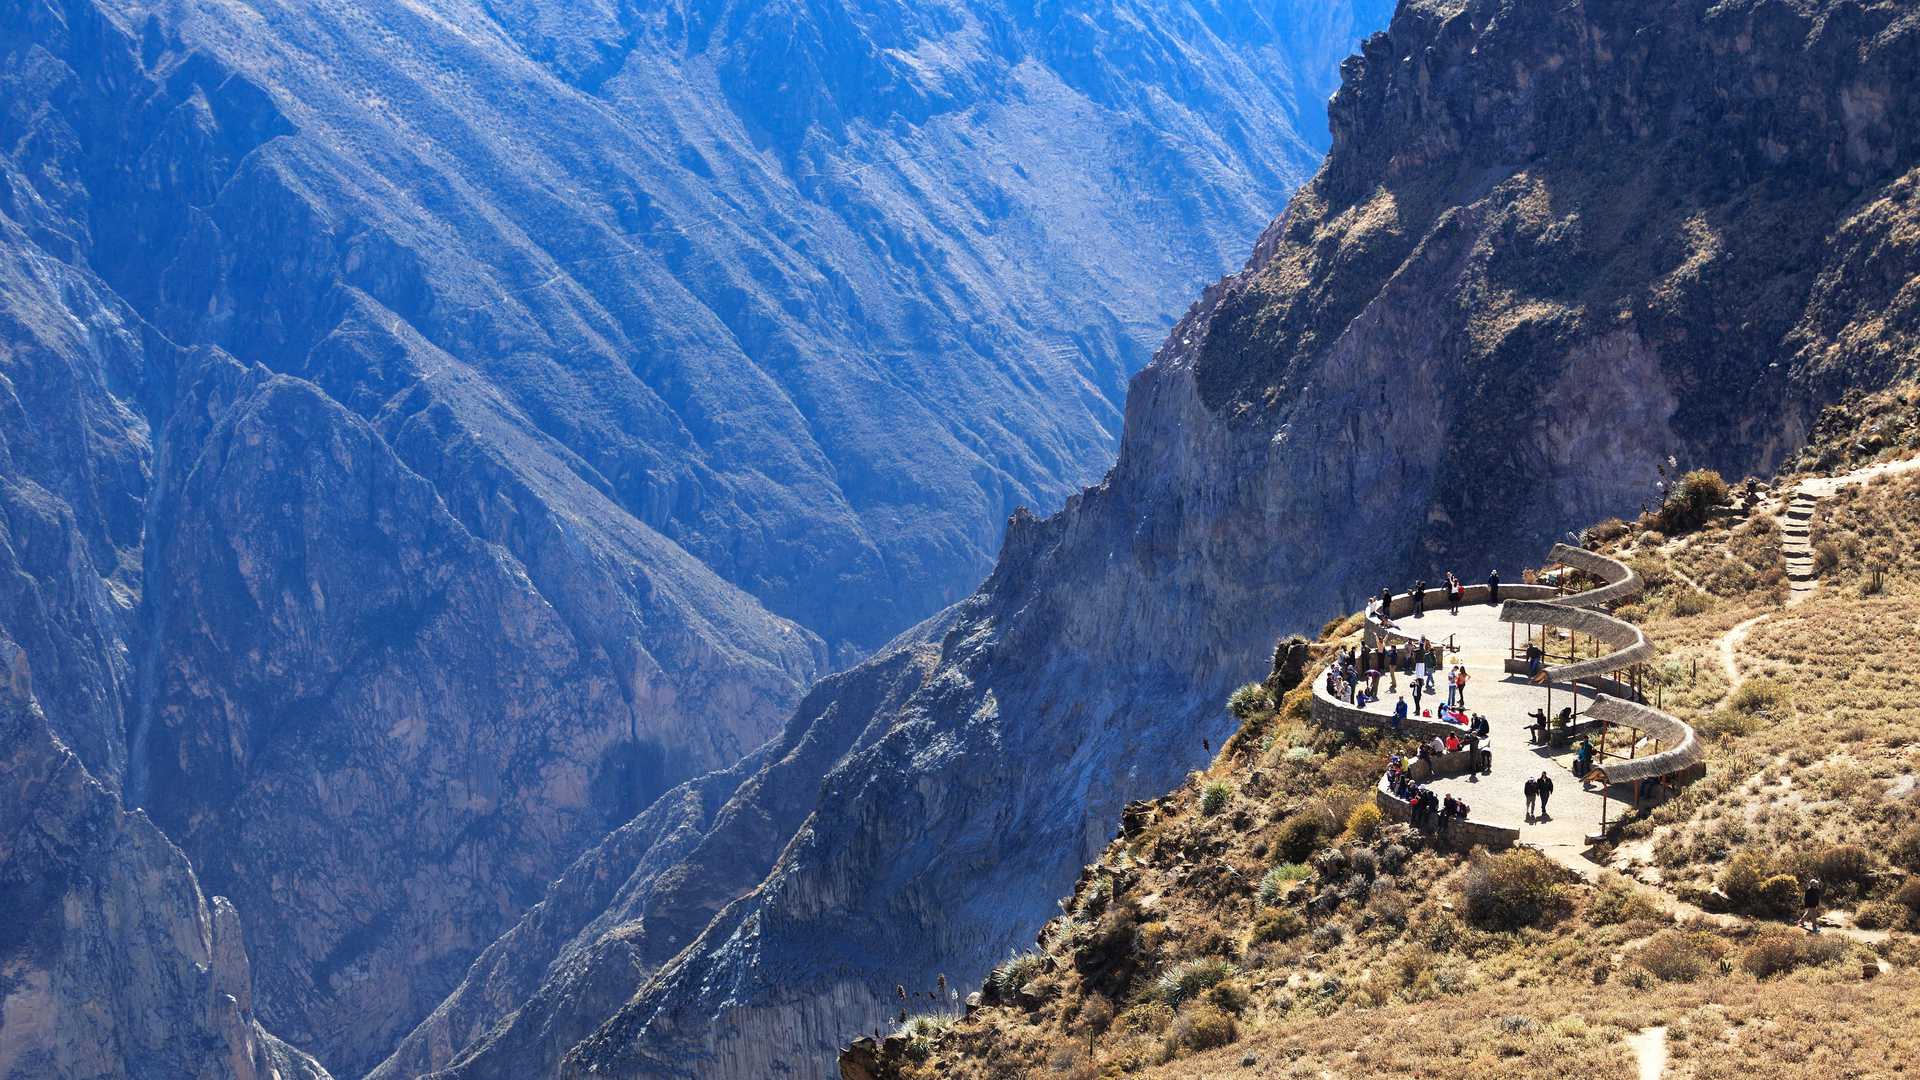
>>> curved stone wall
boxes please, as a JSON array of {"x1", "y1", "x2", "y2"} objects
[{"x1": 1374, "y1": 780, "x2": 1519, "y2": 850}]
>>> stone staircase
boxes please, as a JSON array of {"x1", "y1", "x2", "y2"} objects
[{"x1": 1781, "y1": 489, "x2": 1819, "y2": 605}]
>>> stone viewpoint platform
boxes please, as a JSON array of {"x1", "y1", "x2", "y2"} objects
[{"x1": 1312, "y1": 549, "x2": 1701, "y2": 870}]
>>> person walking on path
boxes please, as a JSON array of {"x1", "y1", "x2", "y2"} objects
[
  {"x1": 1524, "y1": 776, "x2": 1539, "y2": 820},
  {"x1": 1801, "y1": 877, "x2": 1825, "y2": 931},
  {"x1": 1536, "y1": 771, "x2": 1554, "y2": 817}
]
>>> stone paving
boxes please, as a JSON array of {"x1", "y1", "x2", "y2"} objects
[{"x1": 1343, "y1": 600, "x2": 1626, "y2": 870}]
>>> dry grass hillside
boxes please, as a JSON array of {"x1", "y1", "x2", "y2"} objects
[{"x1": 840, "y1": 388, "x2": 1920, "y2": 1080}]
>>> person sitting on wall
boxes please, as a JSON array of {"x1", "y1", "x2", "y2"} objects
[
  {"x1": 1444, "y1": 732, "x2": 1461, "y2": 753},
  {"x1": 1572, "y1": 736, "x2": 1594, "y2": 779},
  {"x1": 1468, "y1": 713, "x2": 1491, "y2": 739},
  {"x1": 1527, "y1": 708, "x2": 1549, "y2": 745},
  {"x1": 1428, "y1": 734, "x2": 1447, "y2": 756},
  {"x1": 1524, "y1": 642, "x2": 1543, "y2": 677}
]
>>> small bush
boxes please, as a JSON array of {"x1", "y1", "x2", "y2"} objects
[
  {"x1": 1588, "y1": 875, "x2": 1664, "y2": 926},
  {"x1": 1250, "y1": 908, "x2": 1304, "y2": 944},
  {"x1": 1741, "y1": 930, "x2": 1849, "y2": 979},
  {"x1": 1585, "y1": 518, "x2": 1631, "y2": 545},
  {"x1": 1891, "y1": 826, "x2": 1920, "y2": 872},
  {"x1": 1654, "y1": 469, "x2": 1731, "y2": 533},
  {"x1": 1153, "y1": 958, "x2": 1237, "y2": 1007},
  {"x1": 1461, "y1": 850, "x2": 1565, "y2": 930},
  {"x1": 1809, "y1": 843, "x2": 1874, "y2": 892},
  {"x1": 1199, "y1": 781, "x2": 1233, "y2": 816},
  {"x1": 1170, "y1": 1002, "x2": 1237, "y2": 1051},
  {"x1": 1726, "y1": 678, "x2": 1790, "y2": 719},
  {"x1": 1227, "y1": 683, "x2": 1274, "y2": 721},
  {"x1": 1273, "y1": 810, "x2": 1326, "y2": 863},
  {"x1": 1893, "y1": 877, "x2": 1920, "y2": 913},
  {"x1": 1633, "y1": 930, "x2": 1728, "y2": 982},
  {"x1": 1854, "y1": 900, "x2": 1910, "y2": 930},
  {"x1": 1671, "y1": 588, "x2": 1714, "y2": 617},
  {"x1": 1343, "y1": 802, "x2": 1384, "y2": 842},
  {"x1": 1257, "y1": 863, "x2": 1311, "y2": 905},
  {"x1": 895, "y1": 1013, "x2": 955, "y2": 1060}
]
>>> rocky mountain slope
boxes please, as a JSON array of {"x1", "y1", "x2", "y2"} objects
[
  {"x1": 379, "y1": 0, "x2": 1920, "y2": 1076},
  {"x1": 0, "y1": 638, "x2": 332, "y2": 1080},
  {"x1": 1, "y1": 0, "x2": 1390, "y2": 1073}
]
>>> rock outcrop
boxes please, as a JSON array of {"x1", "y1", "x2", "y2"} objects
[
  {"x1": 0, "y1": 638, "x2": 330, "y2": 1080},
  {"x1": 382, "y1": 1, "x2": 1920, "y2": 1076}
]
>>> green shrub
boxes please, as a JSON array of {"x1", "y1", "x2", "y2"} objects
[
  {"x1": 1720, "y1": 850, "x2": 1804, "y2": 918},
  {"x1": 1171, "y1": 1002, "x2": 1237, "y2": 1051},
  {"x1": 1227, "y1": 683, "x2": 1274, "y2": 721},
  {"x1": 1273, "y1": 810, "x2": 1326, "y2": 863},
  {"x1": 1199, "y1": 781, "x2": 1233, "y2": 816},
  {"x1": 1257, "y1": 863, "x2": 1311, "y2": 905},
  {"x1": 1152, "y1": 958, "x2": 1236, "y2": 1007},
  {"x1": 1894, "y1": 877, "x2": 1920, "y2": 913},
  {"x1": 1654, "y1": 469, "x2": 1731, "y2": 533},
  {"x1": 1461, "y1": 850, "x2": 1565, "y2": 930},
  {"x1": 1343, "y1": 802, "x2": 1383, "y2": 842}
]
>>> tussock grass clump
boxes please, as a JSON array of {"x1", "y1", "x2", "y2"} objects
[
  {"x1": 987, "y1": 951, "x2": 1045, "y2": 1002},
  {"x1": 1199, "y1": 781, "x2": 1234, "y2": 816},
  {"x1": 1587, "y1": 874, "x2": 1665, "y2": 926},
  {"x1": 1720, "y1": 851, "x2": 1802, "y2": 918},
  {"x1": 1152, "y1": 957, "x2": 1236, "y2": 1007},
  {"x1": 1257, "y1": 862, "x2": 1311, "y2": 905},
  {"x1": 1854, "y1": 899, "x2": 1910, "y2": 930},
  {"x1": 1726, "y1": 678, "x2": 1790, "y2": 718}
]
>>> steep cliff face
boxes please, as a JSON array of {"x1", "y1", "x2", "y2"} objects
[
  {"x1": 389, "y1": 1, "x2": 1920, "y2": 1076},
  {"x1": 0, "y1": 638, "x2": 329, "y2": 1080},
  {"x1": 2, "y1": 0, "x2": 1387, "y2": 1072}
]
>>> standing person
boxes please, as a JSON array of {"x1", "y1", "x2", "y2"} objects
[
  {"x1": 1524, "y1": 776, "x2": 1539, "y2": 820},
  {"x1": 1446, "y1": 572, "x2": 1461, "y2": 615},
  {"x1": 1380, "y1": 586, "x2": 1393, "y2": 617},
  {"x1": 1536, "y1": 771, "x2": 1554, "y2": 817},
  {"x1": 1413, "y1": 579, "x2": 1427, "y2": 617},
  {"x1": 1411, "y1": 668, "x2": 1426, "y2": 714},
  {"x1": 1487, "y1": 569, "x2": 1502, "y2": 605},
  {"x1": 1456, "y1": 666, "x2": 1470, "y2": 709},
  {"x1": 1392, "y1": 696, "x2": 1409, "y2": 731}
]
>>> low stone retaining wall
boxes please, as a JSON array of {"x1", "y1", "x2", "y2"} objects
[
  {"x1": 1375, "y1": 781, "x2": 1518, "y2": 850},
  {"x1": 1405, "y1": 747, "x2": 1480, "y2": 782},
  {"x1": 1368, "y1": 583, "x2": 1559, "y2": 645},
  {"x1": 1311, "y1": 683, "x2": 1476, "y2": 747}
]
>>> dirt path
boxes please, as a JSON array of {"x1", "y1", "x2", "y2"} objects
[
  {"x1": 1627, "y1": 1026, "x2": 1668, "y2": 1080},
  {"x1": 1717, "y1": 613, "x2": 1770, "y2": 690}
]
